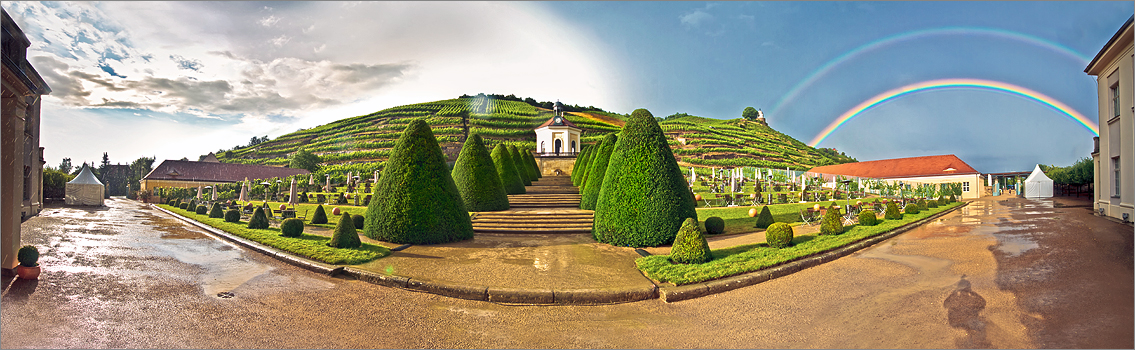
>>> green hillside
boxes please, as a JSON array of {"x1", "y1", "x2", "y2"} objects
[{"x1": 213, "y1": 95, "x2": 854, "y2": 181}]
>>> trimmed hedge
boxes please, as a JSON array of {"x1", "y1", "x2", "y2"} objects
[
  {"x1": 17, "y1": 245, "x2": 38, "y2": 267},
  {"x1": 704, "y1": 216, "x2": 725, "y2": 235},
  {"x1": 765, "y1": 222, "x2": 794, "y2": 248},
  {"x1": 593, "y1": 109, "x2": 698, "y2": 247},
  {"x1": 280, "y1": 218, "x2": 304, "y2": 237},
  {"x1": 858, "y1": 209, "x2": 878, "y2": 226},
  {"x1": 195, "y1": 205, "x2": 208, "y2": 215},
  {"x1": 571, "y1": 145, "x2": 593, "y2": 186},
  {"x1": 491, "y1": 144, "x2": 526, "y2": 195},
  {"x1": 452, "y1": 134, "x2": 510, "y2": 212},
  {"x1": 352, "y1": 214, "x2": 365, "y2": 229},
  {"x1": 524, "y1": 149, "x2": 541, "y2": 178},
  {"x1": 311, "y1": 205, "x2": 328, "y2": 224},
  {"x1": 917, "y1": 198, "x2": 928, "y2": 211},
  {"x1": 224, "y1": 209, "x2": 240, "y2": 223},
  {"x1": 927, "y1": 198, "x2": 939, "y2": 208},
  {"x1": 329, "y1": 213, "x2": 362, "y2": 248},
  {"x1": 518, "y1": 148, "x2": 538, "y2": 181},
  {"x1": 247, "y1": 207, "x2": 269, "y2": 229},
  {"x1": 364, "y1": 119, "x2": 474, "y2": 244},
  {"x1": 937, "y1": 196, "x2": 948, "y2": 206},
  {"x1": 884, "y1": 202, "x2": 903, "y2": 220},
  {"x1": 670, "y1": 218, "x2": 712, "y2": 264},
  {"x1": 580, "y1": 133, "x2": 617, "y2": 210},
  {"x1": 208, "y1": 203, "x2": 224, "y2": 218},
  {"x1": 949, "y1": 194, "x2": 957, "y2": 203},
  {"x1": 179, "y1": 202, "x2": 189, "y2": 210},
  {"x1": 754, "y1": 206, "x2": 774, "y2": 229},
  {"x1": 578, "y1": 144, "x2": 598, "y2": 191},
  {"x1": 904, "y1": 203, "x2": 921, "y2": 214},
  {"x1": 819, "y1": 204, "x2": 844, "y2": 235},
  {"x1": 507, "y1": 145, "x2": 532, "y2": 186}
]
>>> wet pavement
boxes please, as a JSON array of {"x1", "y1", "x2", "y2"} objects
[{"x1": 2, "y1": 195, "x2": 1131, "y2": 348}]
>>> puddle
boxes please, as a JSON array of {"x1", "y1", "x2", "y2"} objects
[{"x1": 992, "y1": 235, "x2": 1038, "y2": 257}]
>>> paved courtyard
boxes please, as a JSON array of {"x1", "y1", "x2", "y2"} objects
[{"x1": 1, "y1": 196, "x2": 1130, "y2": 348}]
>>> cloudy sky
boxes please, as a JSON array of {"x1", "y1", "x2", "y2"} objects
[{"x1": 3, "y1": 1, "x2": 1129, "y2": 173}]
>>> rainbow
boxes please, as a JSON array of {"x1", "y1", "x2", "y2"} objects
[
  {"x1": 770, "y1": 27, "x2": 1091, "y2": 117},
  {"x1": 809, "y1": 78, "x2": 1098, "y2": 147}
]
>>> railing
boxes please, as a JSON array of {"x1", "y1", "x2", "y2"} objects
[{"x1": 534, "y1": 151, "x2": 579, "y2": 157}]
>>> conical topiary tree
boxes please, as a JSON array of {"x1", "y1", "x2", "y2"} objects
[
  {"x1": 572, "y1": 145, "x2": 593, "y2": 186},
  {"x1": 208, "y1": 202, "x2": 224, "y2": 218},
  {"x1": 491, "y1": 144, "x2": 526, "y2": 195},
  {"x1": 507, "y1": 144, "x2": 531, "y2": 186},
  {"x1": 451, "y1": 134, "x2": 509, "y2": 212},
  {"x1": 580, "y1": 133, "x2": 617, "y2": 210},
  {"x1": 311, "y1": 204, "x2": 328, "y2": 224},
  {"x1": 593, "y1": 109, "x2": 698, "y2": 247},
  {"x1": 519, "y1": 147, "x2": 538, "y2": 182},
  {"x1": 670, "y1": 218, "x2": 711, "y2": 264},
  {"x1": 884, "y1": 201, "x2": 903, "y2": 220},
  {"x1": 754, "y1": 206, "x2": 775, "y2": 229},
  {"x1": 525, "y1": 149, "x2": 542, "y2": 178},
  {"x1": 364, "y1": 119, "x2": 474, "y2": 244},
  {"x1": 247, "y1": 207, "x2": 269, "y2": 229},
  {"x1": 819, "y1": 204, "x2": 844, "y2": 235},
  {"x1": 329, "y1": 212, "x2": 362, "y2": 248}
]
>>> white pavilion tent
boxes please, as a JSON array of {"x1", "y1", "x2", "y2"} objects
[
  {"x1": 1023, "y1": 164, "x2": 1053, "y2": 198},
  {"x1": 66, "y1": 164, "x2": 105, "y2": 206}
]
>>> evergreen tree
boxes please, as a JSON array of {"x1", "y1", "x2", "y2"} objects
[
  {"x1": 329, "y1": 213, "x2": 362, "y2": 248},
  {"x1": 491, "y1": 144, "x2": 526, "y2": 195},
  {"x1": 571, "y1": 145, "x2": 593, "y2": 186},
  {"x1": 451, "y1": 134, "x2": 509, "y2": 212},
  {"x1": 580, "y1": 133, "x2": 617, "y2": 210},
  {"x1": 507, "y1": 145, "x2": 531, "y2": 186}
]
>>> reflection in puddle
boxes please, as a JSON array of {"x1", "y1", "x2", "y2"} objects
[{"x1": 992, "y1": 235, "x2": 1038, "y2": 257}]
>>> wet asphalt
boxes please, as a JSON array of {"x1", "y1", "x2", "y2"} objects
[{"x1": 1, "y1": 196, "x2": 1131, "y2": 348}]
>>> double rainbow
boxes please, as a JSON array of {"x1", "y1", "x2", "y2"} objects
[{"x1": 808, "y1": 78, "x2": 1098, "y2": 147}]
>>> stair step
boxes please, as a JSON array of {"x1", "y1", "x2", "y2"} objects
[
  {"x1": 473, "y1": 218, "x2": 594, "y2": 224},
  {"x1": 473, "y1": 227, "x2": 593, "y2": 234}
]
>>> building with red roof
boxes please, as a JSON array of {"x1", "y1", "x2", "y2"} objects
[
  {"x1": 139, "y1": 153, "x2": 310, "y2": 192},
  {"x1": 807, "y1": 154, "x2": 985, "y2": 199}
]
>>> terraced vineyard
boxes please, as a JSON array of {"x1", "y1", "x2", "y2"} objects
[{"x1": 660, "y1": 115, "x2": 855, "y2": 170}]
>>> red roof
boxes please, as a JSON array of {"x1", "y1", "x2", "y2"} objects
[
  {"x1": 143, "y1": 159, "x2": 310, "y2": 183},
  {"x1": 535, "y1": 116, "x2": 581, "y2": 130},
  {"x1": 807, "y1": 154, "x2": 979, "y2": 179}
]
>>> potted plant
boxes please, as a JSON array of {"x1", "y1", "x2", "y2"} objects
[{"x1": 16, "y1": 245, "x2": 40, "y2": 280}]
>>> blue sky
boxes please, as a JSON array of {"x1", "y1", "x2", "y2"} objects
[{"x1": 3, "y1": 1, "x2": 1129, "y2": 173}]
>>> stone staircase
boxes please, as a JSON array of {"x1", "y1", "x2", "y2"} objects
[{"x1": 471, "y1": 176, "x2": 594, "y2": 234}]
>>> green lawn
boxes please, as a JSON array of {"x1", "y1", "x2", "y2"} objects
[
  {"x1": 696, "y1": 197, "x2": 888, "y2": 234},
  {"x1": 638, "y1": 201, "x2": 963, "y2": 285},
  {"x1": 157, "y1": 204, "x2": 390, "y2": 265}
]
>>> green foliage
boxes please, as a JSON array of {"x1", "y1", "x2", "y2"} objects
[
  {"x1": 917, "y1": 199, "x2": 928, "y2": 210},
  {"x1": 927, "y1": 198, "x2": 939, "y2": 208},
  {"x1": 904, "y1": 203, "x2": 921, "y2": 214},
  {"x1": 669, "y1": 218, "x2": 712, "y2": 264},
  {"x1": 937, "y1": 196, "x2": 947, "y2": 206},
  {"x1": 195, "y1": 205, "x2": 208, "y2": 215},
  {"x1": 451, "y1": 134, "x2": 509, "y2": 212},
  {"x1": 949, "y1": 194, "x2": 957, "y2": 203},
  {"x1": 819, "y1": 204, "x2": 844, "y2": 235},
  {"x1": 507, "y1": 145, "x2": 532, "y2": 186},
  {"x1": 764, "y1": 222, "x2": 794, "y2": 248},
  {"x1": 329, "y1": 213, "x2": 362, "y2": 248},
  {"x1": 224, "y1": 209, "x2": 240, "y2": 223},
  {"x1": 580, "y1": 133, "x2": 617, "y2": 210},
  {"x1": 311, "y1": 205, "x2": 328, "y2": 224},
  {"x1": 491, "y1": 144, "x2": 526, "y2": 195},
  {"x1": 42, "y1": 167, "x2": 74, "y2": 198},
  {"x1": 884, "y1": 202, "x2": 903, "y2": 220},
  {"x1": 289, "y1": 148, "x2": 322, "y2": 172},
  {"x1": 742, "y1": 106, "x2": 760, "y2": 121},
  {"x1": 280, "y1": 218, "x2": 305, "y2": 237},
  {"x1": 754, "y1": 206, "x2": 775, "y2": 229},
  {"x1": 525, "y1": 150, "x2": 542, "y2": 178},
  {"x1": 593, "y1": 109, "x2": 698, "y2": 247},
  {"x1": 209, "y1": 203, "x2": 224, "y2": 218},
  {"x1": 17, "y1": 245, "x2": 38, "y2": 267},
  {"x1": 704, "y1": 216, "x2": 725, "y2": 235},
  {"x1": 858, "y1": 209, "x2": 878, "y2": 226},
  {"x1": 177, "y1": 202, "x2": 187, "y2": 210},
  {"x1": 572, "y1": 145, "x2": 593, "y2": 186},
  {"x1": 363, "y1": 119, "x2": 474, "y2": 245},
  {"x1": 247, "y1": 207, "x2": 270, "y2": 229},
  {"x1": 1040, "y1": 157, "x2": 1093, "y2": 185},
  {"x1": 353, "y1": 214, "x2": 365, "y2": 229}
]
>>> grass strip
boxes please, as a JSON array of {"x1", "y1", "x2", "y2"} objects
[
  {"x1": 637, "y1": 201, "x2": 963, "y2": 285},
  {"x1": 157, "y1": 204, "x2": 390, "y2": 265}
]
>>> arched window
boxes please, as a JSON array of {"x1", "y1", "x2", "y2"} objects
[
  {"x1": 571, "y1": 140, "x2": 576, "y2": 153},
  {"x1": 554, "y1": 139, "x2": 562, "y2": 154},
  {"x1": 540, "y1": 141, "x2": 545, "y2": 153}
]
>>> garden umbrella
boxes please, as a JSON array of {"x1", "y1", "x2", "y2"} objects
[
  {"x1": 325, "y1": 175, "x2": 331, "y2": 192},
  {"x1": 374, "y1": 170, "x2": 379, "y2": 184},
  {"x1": 239, "y1": 179, "x2": 248, "y2": 202},
  {"x1": 288, "y1": 177, "x2": 297, "y2": 206},
  {"x1": 196, "y1": 185, "x2": 203, "y2": 200},
  {"x1": 211, "y1": 185, "x2": 217, "y2": 201},
  {"x1": 347, "y1": 172, "x2": 353, "y2": 187},
  {"x1": 308, "y1": 174, "x2": 314, "y2": 185}
]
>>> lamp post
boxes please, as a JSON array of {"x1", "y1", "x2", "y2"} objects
[{"x1": 260, "y1": 182, "x2": 271, "y2": 203}]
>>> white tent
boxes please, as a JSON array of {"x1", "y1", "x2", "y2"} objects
[
  {"x1": 66, "y1": 164, "x2": 104, "y2": 206},
  {"x1": 1023, "y1": 164, "x2": 1053, "y2": 198}
]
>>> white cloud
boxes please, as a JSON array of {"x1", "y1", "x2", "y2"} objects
[
  {"x1": 680, "y1": 9, "x2": 713, "y2": 28},
  {"x1": 258, "y1": 15, "x2": 280, "y2": 27}
]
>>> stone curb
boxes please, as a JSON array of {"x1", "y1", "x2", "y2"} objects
[
  {"x1": 152, "y1": 205, "x2": 343, "y2": 276},
  {"x1": 658, "y1": 202, "x2": 971, "y2": 303}
]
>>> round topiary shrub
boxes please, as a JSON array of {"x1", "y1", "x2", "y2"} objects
[
  {"x1": 884, "y1": 202, "x2": 903, "y2": 220},
  {"x1": 704, "y1": 216, "x2": 725, "y2": 235},
  {"x1": 765, "y1": 222, "x2": 794, "y2": 248},
  {"x1": 491, "y1": 144, "x2": 526, "y2": 195},
  {"x1": 209, "y1": 203, "x2": 224, "y2": 218},
  {"x1": 352, "y1": 213, "x2": 365, "y2": 229},
  {"x1": 179, "y1": 202, "x2": 189, "y2": 210},
  {"x1": 17, "y1": 245, "x2": 39, "y2": 267},
  {"x1": 580, "y1": 133, "x2": 617, "y2": 210},
  {"x1": 858, "y1": 209, "x2": 878, "y2": 226},
  {"x1": 927, "y1": 199, "x2": 939, "y2": 208},
  {"x1": 451, "y1": 134, "x2": 510, "y2": 212},
  {"x1": 311, "y1": 204, "x2": 328, "y2": 224},
  {"x1": 669, "y1": 218, "x2": 711, "y2": 264},
  {"x1": 247, "y1": 207, "x2": 270, "y2": 229},
  {"x1": 820, "y1": 204, "x2": 844, "y2": 235},
  {"x1": 593, "y1": 109, "x2": 698, "y2": 247},
  {"x1": 195, "y1": 205, "x2": 207, "y2": 215},
  {"x1": 224, "y1": 209, "x2": 240, "y2": 223},
  {"x1": 364, "y1": 119, "x2": 474, "y2": 245},
  {"x1": 904, "y1": 203, "x2": 921, "y2": 214},
  {"x1": 329, "y1": 213, "x2": 362, "y2": 248},
  {"x1": 917, "y1": 198, "x2": 928, "y2": 210},
  {"x1": 280, "y1": 218, "x2": 304, "y2": 238},
  {"x1": 754, "y1": 206, "x2": 775, "y2": 229}
]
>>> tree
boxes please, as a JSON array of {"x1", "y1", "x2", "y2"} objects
[
  {"x1": 289, "y1": 149, "x2": 322, "y2": 172},
  {"x1": 507, "y1": 145, "x2": 531, "y2": 186},
  {"x1": 58, "y1": 158, "x2": 72, "y2": 175},
  {"x1": 742, "y1": 107, "x2": 759, "y2": 121},
  {"x1": 451, "y1": 134, "x2": 509, "y2": 212},
  {"x1": 593, "y1": 108, "x2": 698, "y2": 247},
  {"x1": 580, "y1": 133, "x2": 617, "y2": 210},
  {"x1": 491, "y1": 144, "x2": 526, "y2": 195},
  {"x1": 571, "y1": 145, "x2": 593, "y2": 186},
  {"x1": 329, "y1": 213, "x2": 362, "y2": 248},
  {"x1": 363, "y1": 119, "x2": 474, "y2": 244}
]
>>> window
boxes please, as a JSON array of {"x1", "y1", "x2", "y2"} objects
[
  {"x1": 963, "y1": 182, "x2": 969, "y2": 192},
  {"x1": 1114, "y1": 157, "x2": 1121, "y2": 197},
  {"x1": 1111, "y1": 83, "x2": 1121, "y2": 118}
]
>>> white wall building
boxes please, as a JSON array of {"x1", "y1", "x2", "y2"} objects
[
  {"x1": 534, "y1": 101, "x2": 581, "y2": 155},
  {"x1": 1086, "y1": 15, "x2": 1133, "y2": 222}
]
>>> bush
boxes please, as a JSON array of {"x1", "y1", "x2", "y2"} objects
[
  {"x1": 188, "y1": 200, "x2": 196, "y2": 209},
  {"x1": 884, "y1": 202, "x2": 903, "y2": 220},
  {"x1": 571, "y1": 145, "x2": 593, "y2": 186},
  {"x1": 904, "y1": 203, "x2": 921, "y2": 214},
  {"x1": 247, "y1": 207, "x2": 270, "y2": 229},
  {"x1": 311, "y1": 205, "x2": 328, "y2": 224},
  {"x1": 352, "y1": 214, "x2": 365, "y2": 229},
  {"x1": 765, "y1": 222, "x2": 794, "y2": 248},
  {"x1": 754, "y1": 206, "x2": 775, "y2": 229},
  {"x1": 179, "y1": 202, "x2": 189, "y2": 210},
  {"x1": 669, "y1": 218, "x2": 711, "y2": 264},
  {"x1": 280, "y1": 218, "x2": 304, "y2": 237},
  {"x1": 330, "y1": 213, "x2": 362, "y2": 248},
  {"x1": 507, "y1": 145, "x2": 532, "y2": 186},
  {"x1": 523, "y1": 149, "x2": 541, "y2": 178},
  {"x1": 337, "y1": 192, "x2": 348, "y2": 204},
  {"x1": 17, "y1": 245, "x2": 38, "y2": 267},
  {"x1": 927, "y1": 198, "x2": 939, "y2": 208},
  {"x1": 451, "y1": 134, "x2": 509, "y2": 212},
  {"x1": 858, "y1": 209, "x2": 878, "y2": 226},
  {"x1": 593, "y1": 109, "x2": 698, "y2": 247},
  {"x1": 917, "y1": 199, "x2": 928, "y2": 210},
  {"x1": 704, "y1": 216, "x2": 725, "y2": 235},
  {"x1": 298, "y1": 192, "x2": 308, "y2": 203},
  {"x1": 580, "y1": 133, "x2": 617, "y2": 210},
  {"x1": 209, "y1": 203, "x2": 224, "y2": 218},
  {"x1": 364, "y1": 119, "x2": 474, "y2": 244},
  {"x1": 949, "y1": 194, "x2": 957, "y2": 203},
  {"x1": 819, "y1": 204, "x2": 844, "y2": 235},
  {"x1": 195, "y1": 205, "x2": 208, "y2": 215},
  {"x1": 224, "y1": 209, "x2": 240, "y2": 223},
  {"x1": 491, "y1": 144, "x2": 526, "y2": 195}
]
